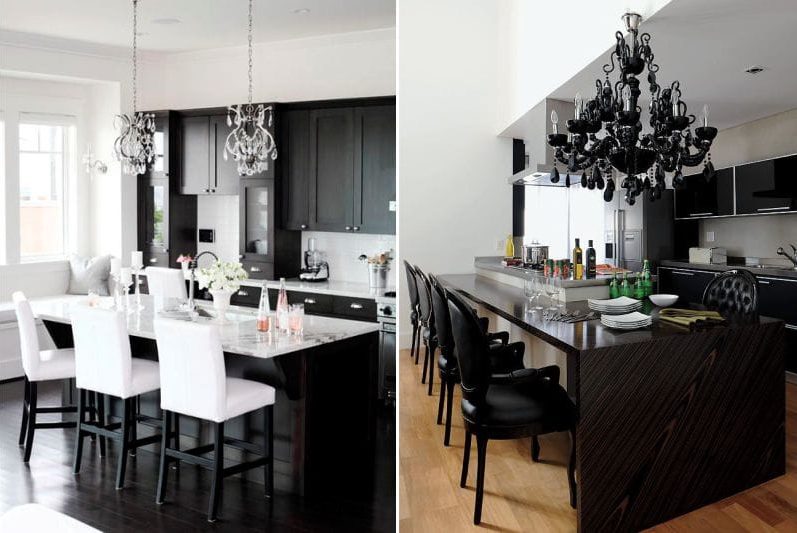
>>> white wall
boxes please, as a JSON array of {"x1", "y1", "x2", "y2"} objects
[
  {"x1": 398, "y1": 0, "x2": 513, "y2": 347},
  {"x1": 698, "y1": 109, "x2": 797, "y2": 263}
]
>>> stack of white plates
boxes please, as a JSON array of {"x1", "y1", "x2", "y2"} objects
[
  {"x1": 600, "y1": 311, "x2": 652, "y2": 330},
  {"x1": 588, "y1": 296, "x2": 642, "y2": 314}
]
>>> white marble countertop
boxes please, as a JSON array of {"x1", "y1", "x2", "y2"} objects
[
  {"x1": 31, "y1": 295, "x2": 380, "y2": 360},
  {"x1": 237, "y1": 278, "x2": 396, "y2": 301}
]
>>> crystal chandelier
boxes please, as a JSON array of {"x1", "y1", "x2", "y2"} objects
[
  {"x1": 546, "y1": 12, "x2": 717, "y2": 204},
  {"x1": 113, "y1": 0, "x2": 156, "y2": 175},
  {"x1": 223, "y1": 0, "x2": 278, "y2": 176}
]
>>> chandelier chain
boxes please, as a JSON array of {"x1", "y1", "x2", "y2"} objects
[
  {"x1": 132, "y1": 0, "x2": 138, "y2": 112},
  {"x1": 248, "y1": 0, "x2": 253, "y2": 105}
]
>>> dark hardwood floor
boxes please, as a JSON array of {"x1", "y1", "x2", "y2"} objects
[{"x1": 0, "y1": 378, "x2": 395, "y2": 532}]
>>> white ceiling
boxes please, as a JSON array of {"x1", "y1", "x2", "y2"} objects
[
  {"x1": 547, "y1": 0, "x2": 797, "y2": 132},
  {"x1": 0, "y1": 0, "x2": 395, "y2": 52}
]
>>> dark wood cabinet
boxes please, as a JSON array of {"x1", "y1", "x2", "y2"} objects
[
  {"x1": 281, "y1": 110, "x2": 311, "y2": 230},
  {"x1": 675, "y1": 167, "x2": 733, "y2": 219},
  {"x1": 280, "y1": 98, "x2": 396, "y2": 234},
  {"x1": 657, "y1": 266, "x2": 717, "y2": 305},
  {"x1": 210, "y1": 114, "x2": 246, "y2": 194},
  {"x1": 179, "y1": 115, "x2": 211, "y2": 194},
  {"x1": 354, "y1": 105, "x2": 396, "y2": 234},
  {"x1": 138, "y1": 111, "x2": 197, "y2": 268},
  {"x1": 735, "y1": 155, "x2": 797, "y2": 215},
  {"x1": 309, "y1": 107, "x2": 356, "y2": 231}
]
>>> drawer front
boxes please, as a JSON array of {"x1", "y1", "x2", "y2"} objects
[
  {"x1": 143, "y1": 251, "x2": 169, "y2": 268},
  {"x1": 231, "y1": 286, "x2": 262, "y2": 308},
  {"x1": 756, "y1": 276, "x2": 797, "y2": 324},
  {"x1": 657, "y1": 267, "x2": 717, "y2": 305},
  {"x1": 242, "y1": 261, "x2": 274, "y2": 280},
  {"x1": 332, "y1": 296, "x2": 377, "y2": 322},
  {"x1": 786, "y1": 324, "x2": 797, "y2": 374},
  {"x1": 287, "y1": 291, "x2": 333, "y2": 316}
]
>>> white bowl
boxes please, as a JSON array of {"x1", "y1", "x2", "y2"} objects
[{"x1": 649, "y1": 294, "x2": 678, "y2": 307}]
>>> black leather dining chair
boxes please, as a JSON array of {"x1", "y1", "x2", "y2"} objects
[
  {"x1": 702, "y1": 269, "x2": 759, "y2": 319},
  {"x1": 403, "y1": 261, "x2": 421, "y2": 363},
  {"x1": 413, "y1": 266, "x2": 437, "y2": 395},
  {"x1": 447, "y1": 289, "x2": 578, "y2": 525},
  {"x1": 427, "y1": 274, "x2": 523, "y2": 446}
]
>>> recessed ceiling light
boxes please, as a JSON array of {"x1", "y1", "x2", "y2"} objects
[
  {"x1": 292, "y1": 8, "x2": 311, "y2": 14},
  {"x1": 745, "y1": 65, "x2": 766, "y2": 75},
  {"x1": 151, "y1": 17, "x2": 181, "y2": 25}
]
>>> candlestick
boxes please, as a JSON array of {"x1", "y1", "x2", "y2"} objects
[
  {"x1": 131, "y1": 251, "x2": 143, "y2": 271},
  {"x1": 110, "y1": 257, "x2": 121, "y2": 277}
]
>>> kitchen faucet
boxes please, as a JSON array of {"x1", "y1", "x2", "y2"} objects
[
  {"x1": 777, "y1": 243, "x2": 797, "y2": 270},
  {"x1": 186, "y1": 251, "x2": 219, "y2": 312}
]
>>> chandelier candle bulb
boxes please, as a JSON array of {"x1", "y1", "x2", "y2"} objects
[
  {"x1": 551, "y1": 110, "x2": 559, "y2": 134},
  {"x1": 702, "y1": 104, "x2": 710, "y2": 127}
]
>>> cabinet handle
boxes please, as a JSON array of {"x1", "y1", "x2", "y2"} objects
[
  {"x1": 250, "y1": 266, "x2": 261, "y2": 273},
  {"x1": 758, "y1": 276, "x2": 797, "y2": 283},
  {"x1": 671, "y1": 271, "x2": 694, "y2": 276},
  {"x1": 238, "y1": 290, "x2": 249, "y2": 296},
  {"x1": 345, "y1": 226, "x2": 352, "y2": 231},
  {"x1": 304, "y1": 298, "x2": 316, "y2": 305},
  {"x1": 758, "y1": 280, "x2": 771, "y2": 285},
  {"x1": 239, "y1": 254, "x2": 244, "y2": 259},
  {"x1": 757, "y1": 206, "x2": 790, "y2": 212},
  {"x1": 350, "y1": 303, "x2": 364, "y2": 309},
  {"x1": 688, "y1": 212, "x2": 715, "y2": 217},
  {"x1": 353, "y1": 226, "x2": 361, "y2": 232},
  {"x1": 149, "y1": 258, "x2": 158, "y2": 263},
  {"x1": 300, "y1": 224, "x2": 308, "y2": 230},
  {"x1": 786, "y1": 324, "x2": 797, "y2": 331}
]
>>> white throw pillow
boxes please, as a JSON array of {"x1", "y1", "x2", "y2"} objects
[{"x1": 68, "y1": 255, "x2": 111, "y2": 296}]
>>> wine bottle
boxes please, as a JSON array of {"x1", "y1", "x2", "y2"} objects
[
  {"x1": 642, "y1": 259, "x2": 653, "y2": 297},
  {"x1": 256, "y1": 282, "x2": 271, "y2": 332},
  {"x1": 277, "y1": 278, "x2": 289, "y2": 330},
  {"x1": 505, "y1": 234, "x2": 515, "y2": 258},
  {"x1": 586, "y1": 239, "x2": 597, "y2": 279},
  {"x1": 609, "y1": 273, "x2": 620, "y2": 299},
  {"x1": 573, "y1": 238, "x2": 583, "y2": 280}
]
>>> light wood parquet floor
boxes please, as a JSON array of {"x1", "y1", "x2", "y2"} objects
[{"x1": 398, "y1": 349, "x2": 797, "y2": 532}]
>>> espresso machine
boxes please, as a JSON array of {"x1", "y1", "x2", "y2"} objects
[{"x1": 299, "y1": 238, "x2": 330, "y2": 282}]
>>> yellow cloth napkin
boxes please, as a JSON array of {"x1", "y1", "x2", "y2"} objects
[{"x1": 659, "y1": 308, "x2": 724, "y2": 328}]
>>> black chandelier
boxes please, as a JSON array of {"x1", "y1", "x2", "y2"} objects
[{"x1": 546, "y1": 12, "x2": 717, "y2": 204}]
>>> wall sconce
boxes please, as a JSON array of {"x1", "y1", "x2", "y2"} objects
[{"x1": 82, "y1": 144, "x2": 108, "y2": 175}]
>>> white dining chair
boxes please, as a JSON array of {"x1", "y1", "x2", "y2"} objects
[
  {"x1": 12, "y1": 291, "x2": 82, "y2": 463},
  {"x1": 71, "y1": 304, "x2": 162, "y2": 490},
  {"x1": 144, "y1": 266, "x2": 187, "y2": 311},
  {"x1": 153, "y1": 318, "x2": 276, "y2": 522}
]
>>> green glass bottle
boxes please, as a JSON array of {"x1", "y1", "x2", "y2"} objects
[
  {"x1": 609, "y1": 273, "x2": 620, "y2": 299},
  {"x1": 634, "y1": 273, "x2": 645, "y2": 299},
  {"x1": 620, "y1": 272, "x2": 631, "y2": 298},
  {"x1": 642, "y1": 260, "x2": 653, "y2": 297}
]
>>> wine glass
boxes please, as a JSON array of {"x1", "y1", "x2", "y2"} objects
[
  {"x1": 544, "y1": 277, "x2": 559, "y2": 311},
  {"x1": 531, "y1": 276, "x2": 545, "y2": 310},
  {"x1": 524, "y1": 280, "x2": 535, "y2": 303}
]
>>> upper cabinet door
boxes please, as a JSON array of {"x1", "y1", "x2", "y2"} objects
[
  {"x1": 353, "y1": 105, "x2": 396, "y2": 234},
  {"x1": 239, "y1": 178, "x2": 275, "y2": 263},
  {"x1": 675, "y1": 167, "x2": 733, "y2": 219},
  {"x1": 281, "y1": 110, "x2": 311, "y2": 230},
  {"x1": 309, "y1": 108, "x2": 355, "y2": 231},
  {"x1": 180, "y1": 115, "x2": 211, "y2": 194},
  {"x1": 210, "y1": 115, "x2": 240, "y2": 195},
  {"x1": 736, "y1": 156, "x2": 797, "y2": 214}
]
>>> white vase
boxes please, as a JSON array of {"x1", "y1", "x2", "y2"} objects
[{"x1": 209, "y1": 289, "x2": 233, "y2": 322}]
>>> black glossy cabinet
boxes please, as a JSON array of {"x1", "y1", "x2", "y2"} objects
[
  {"x1": 281, "y1": 98, "x2": 396, "y2": 234},
  {"x1": 138, "y1": 111, "x2": 197, "y2": 268},
  {"x1": 735, "y1": 155, "x2": 797, "y2": 215},
  {"x1": 675, "y1": 167, "x2": 734, "y2": 219},
  {"x1": 657, "y1": 267, "x2": 717, "y2": 305}
]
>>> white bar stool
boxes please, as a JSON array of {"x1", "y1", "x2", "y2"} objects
[
  {"x1": 12, "y1": 292, "x2": 84, "y2": 463},
  {"x1": 153, "y1": 318, "x2": 276, "y2": 522},
  {"x1": 144, "y1": 266, "x2": 187, "y2": 311},
  {"x1": 71, "y1": 304, "x2": 162, "y2": 489}
]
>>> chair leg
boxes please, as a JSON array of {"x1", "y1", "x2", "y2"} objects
[
  {"x1": 414, "y1": 326, "x2": 421, "y2": 365},
  {"x1": 427, "y1": 344, "x2": 436, "y2": 396},
  {"x1": 531, "y1": 435, "x2": 540, "y2": 462},
  {"x1": 436, "y1": 377, "x2": 446, "y2": 425},
  {"x1": 264, "y1": 405, "x2": 274, "y2": 499},
  {"x1": 97, "y1": 393, "x2": 107, "y2": 457},
  {"x1": 18, "y1": 377, "x2": 30, "y2": 446},
  {"x1": 208, "y1": 421, "x2": 225, "y2": 522},
  {"x1": 170, "y1": 414, "x2": 180, "y2": 471},
  {"x1": 116, "y1": 398, "x2": 131, "y2": 490},
  {"x1": 88, "y1": 392, "x2": 97, "y2": 442},
  {"x1": 23, "y1": 381, "x2": 38, "y2": 463},
  {"x1": 410, "y1": 322, "x2": 418, "y2": 360},
  {"x1": 460, "y1": 430, "x2": 472, "y2": 488},
  {"x1": 156, "y1": 410, "x2": 171, "y2": 505},
  {"x1": 568, "y1": 428, "x2": 577, "y2": 509},
  {"x1": 129, "y1": 396, "x2": 139, "y2": 457},
  {"x1": 421, "y1": 343, "x2": 429, "y2": 384},
  {"x1": 474, "y1": 435, "x2": 489, "y2": 525},
  {"x1": 444, "y1": 379, "x2": 455, "y2": 447},
  {"x1": 73, "y1": 389, "x2": 86, "y2": 474}
]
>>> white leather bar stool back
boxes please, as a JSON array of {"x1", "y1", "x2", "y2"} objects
[{"x1": 145, "y1": 267, "x2": 187, "y2": 311}]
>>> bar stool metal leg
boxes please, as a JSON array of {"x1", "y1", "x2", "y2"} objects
[
  {"x1": 208, "y1": 422, "x2": 225, "y2": 522},
  {"x1": 23, "y1": 382, "x2": 38, "y2": 463},
  {"x1": 73, "y1": 389, "x2": 86, "y2": 474},
  {"x1": 156, "y1": 410, "x2": 171, "y2": 505},
  {"x1": 116, "y1": 398, "x2": 131, "y2": 490},
  {"x1": 264, "y1": 405, "x2": 274, "y2": 499},
  {"x1": 18, "y1": 378, "x2": 30, "y2": 446}
]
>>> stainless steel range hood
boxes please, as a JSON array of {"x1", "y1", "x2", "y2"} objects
[{"x1": 507, "y1": 98, "x2": 575, "y2": 186}]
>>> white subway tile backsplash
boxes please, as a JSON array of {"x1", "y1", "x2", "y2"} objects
[{"x1": 195, "y1": 196, "x2": 395, "y2": 286}]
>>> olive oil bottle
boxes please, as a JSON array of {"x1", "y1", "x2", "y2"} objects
[{"x1": 572, "y1": 238, "x2": 583, "y2": 280}]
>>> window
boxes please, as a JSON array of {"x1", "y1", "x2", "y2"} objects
[{"x1": 18, "y1": 114, "x2": 76, "y2": 260}]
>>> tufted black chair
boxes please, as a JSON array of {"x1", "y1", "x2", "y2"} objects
[
  {"x1": 702, "y1": 269, "x2": 759, "y2": 320},
  {"x1": 447, "y1": 289, "x2": 577, "y2": 525},
  {"x1": 428, "y1": 274, "x2": 523, "y2": 446},
  {"x1": 413, "y1": 266, "x2": 437, "y2": 394},
  {"x1": 403, "y1": 261, "x2": 421, "y2": 363}
]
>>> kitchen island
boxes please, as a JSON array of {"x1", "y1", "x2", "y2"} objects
[
  {"x1": 440, "y1": 274, "x2": 786, "y2": 532},
  {"x1": 31, "y1": 296, "x2": 380, "y2": 499}
]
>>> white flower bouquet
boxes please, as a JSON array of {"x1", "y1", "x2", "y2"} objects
[{"x1": 195, "y1": 260, "x2": 248, "y2": 292}]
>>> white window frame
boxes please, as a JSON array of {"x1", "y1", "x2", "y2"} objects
[{"x1": 0, "y1": 91, "x2": 86, "y2": 265}]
